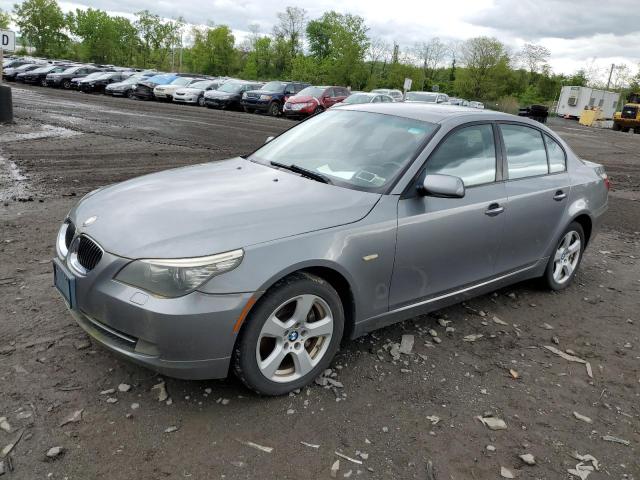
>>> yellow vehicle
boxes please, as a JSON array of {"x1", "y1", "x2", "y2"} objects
[{"x1": 613, "y1": 92, "x2": 640, "y2": 133}]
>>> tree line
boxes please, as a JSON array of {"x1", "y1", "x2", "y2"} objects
[{"x1": 3, "y1": 0, "x2": 640, "y2": 109}]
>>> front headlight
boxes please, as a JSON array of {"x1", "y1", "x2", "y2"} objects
[
  {"x1": 259, "y1": 94, "x2": 272, "y2": 100},
  {"x1": 115, "y1": 249, "x2": 244, "y2": 298}
]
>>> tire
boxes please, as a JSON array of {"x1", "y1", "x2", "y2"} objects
[
  {"x1": 621, "y1": 126, "x2": 630, "y2": 133},
  {"x1": 543, "y1": 221, "x2": 585, "y2": 291},
  {"x1": 233, "y1": 272, "x2": 345, "y2": 396},
  {"x1": 62, "y1": 80, "x2": 71, "y2": 89},
  {"x1": 127, "y1": 90, "x2": 136, "y2": 100},
  {"x1": 268, "y1": 101, "x2": 281, "y2": 117},
  {"x1": 40, "y1": 78, "x2": 47, "y2": 87},
  {"x1": 612, "y1": 122, "x2": 621, "y2": 131},
  {"x1": 634, "y1": 127, "x2": 640, "y2": 135},
  {"x1": 198, "y1": 95, "x2": 205, "y2": 107}
]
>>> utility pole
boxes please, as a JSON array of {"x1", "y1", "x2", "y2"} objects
[{"x1": 606, "y1": 63, "x2": 614, "y2": 90}]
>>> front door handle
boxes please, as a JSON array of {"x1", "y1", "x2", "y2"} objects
[
  {"x1": 485, "y1": 203, "x2": 504, "y2": 216},
  {"x1": 553, "y1": 190, "x2": 567, "y2": 201}
]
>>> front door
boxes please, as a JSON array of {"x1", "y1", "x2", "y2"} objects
[{"x1": 389, "y1": 123, "x2": 507, "y2": 309}]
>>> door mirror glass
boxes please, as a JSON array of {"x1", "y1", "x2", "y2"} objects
[{"x1": 420, "y1": 174, "x2": 465, "y2": 198}]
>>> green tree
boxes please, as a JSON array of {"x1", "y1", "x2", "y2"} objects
[
  {"x1": 306, "y1": 11, "x2": 369, "y2": 87},
  {"x1": 242, "y1": 36, "x2": 274, "y2": 79},
  {"x1": 0, "y1": 9, "x2": 10, "y2": 29},
  {"x1": 455, "y1": 36, "x2": 510, "y2": 100},
  {"x1": 13, "y1": 0, "x2": 68, "y2": 56},
  {"x1": 67, "y1": 9, "x2": 138, "y2": 65},
  {"x1": 186, "y1": 25, "x2": 235, "y2": 75},
  {"x1": 134, "y1": 10, "x2": 181, "y2": 69}
]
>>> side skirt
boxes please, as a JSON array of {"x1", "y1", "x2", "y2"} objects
[{"x1": 352, "y1": 260, "x2": 547, "y2": 338}]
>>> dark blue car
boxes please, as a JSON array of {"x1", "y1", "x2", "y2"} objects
[{"x1": 240, "y1": 80, "x2": 310, "y2": 116}]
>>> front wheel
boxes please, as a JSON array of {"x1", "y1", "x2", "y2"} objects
[
  {"x1": 40, "y1": 78, "x2": 47, "y2": 87},
  {"x1": 62, "y1": 80, "x2": 72, "y2": 89},
  {"x1": 233, "y1": 273, "x2": 344, "y2": 395},
  {"x1": 268, "y1": 101, "x2": 281, "y2": 117},
  {"x1": 127, "y1": 90, "x2": 136, "y2": 100},
  {"x1": 198, "y1": 95, "x2": 206, "y2": 107},
  {"x1": 612, "y1": 122, "x2": 621, "y2": 131},
  {"x1": 543, "y1": 222, "x2": 585, "y2": 290}
]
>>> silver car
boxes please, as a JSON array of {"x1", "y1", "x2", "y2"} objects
[{"x1": 53, "y1": 104, "x2": 609, "y2": 395}]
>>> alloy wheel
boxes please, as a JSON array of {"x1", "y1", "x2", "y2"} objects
[
  {"x1": 552, "y1": 231, "x2": 581, "y2": 284},
  {"x1": 256, "y1": 294, "x2": 333, "y2": 383}
]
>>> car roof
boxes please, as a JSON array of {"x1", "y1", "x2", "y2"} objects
[{"x1": 336, "y1": 103, "x2": 523, "y2": 124}]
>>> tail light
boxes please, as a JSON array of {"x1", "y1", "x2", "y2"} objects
[{"x1": 594, "y1": 166, "x2": 610, "y2": 190}]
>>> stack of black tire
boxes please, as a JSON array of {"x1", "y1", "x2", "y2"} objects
[{"x1": 518, "y1": 104, "x2": 548, "y2": 124}]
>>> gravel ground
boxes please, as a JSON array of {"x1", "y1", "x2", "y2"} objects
[{"x1": 0, "y1": 85, "x2": 638, "y2": 479}]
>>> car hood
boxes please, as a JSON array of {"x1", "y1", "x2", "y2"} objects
[
  {"x1": 72, "y1": 158, "x2": 381, "y2": 259},
  {"x1": 175, "y1": 87, "x2": 204, "y2": 94},
  {"x1": 287, "y1": 95, "x2": 318, "y2": 104},
  {"x1": 205, "y1": 90, "x2": 236, "y2": 99}
]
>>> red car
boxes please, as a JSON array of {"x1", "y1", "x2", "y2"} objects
[{"x1": 283, "y1": 86, "x2": 350, "y2": 118}]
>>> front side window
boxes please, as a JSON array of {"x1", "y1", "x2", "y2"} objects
[
  {"x1": 544, "y1": 135, "x2": 566, "y2": 173},
  {"x1": 501, "y1": 124, "x2": 548, "y2": 179},
  {"x1": 250, "y1": 110, "x2": 437, "y2": 192},
  {"x1": 426, "y1": 124, "x2": 496, "y2": 187}
]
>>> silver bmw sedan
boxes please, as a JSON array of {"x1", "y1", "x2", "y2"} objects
[{"x1": 53, "y1": 103, "x2": 609, "y2": 395}]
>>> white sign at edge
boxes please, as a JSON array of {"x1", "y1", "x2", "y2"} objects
[{"x1": 1, "y1": 30, "x2": 16, "y2": 52}]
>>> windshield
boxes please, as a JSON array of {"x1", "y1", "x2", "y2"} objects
[
  {"x1": 406, "y1": 92, "x2": 438, "y2": 102},
  {"x1": 262, "y1": 81, "x2": 285, "y2": 92},
  {"x1": 296, "y1": 86, "x2": 325, "y2": 98},
  {"x1": 250, "y1": 110, "x2": 437, "y2": 192},
  {"x1": 218, "y1": 82, "x2": 244, "y2": 93},
  {"x1": 170, "y1": 77, "x2": 192, "y2": 86},
  {"x1": 95, "y1": 73, "x2": 115, "y2": 80},
  {"x1": 82, "y1": 72, "x2": 103, "y2": 80},
  {"x1": 31, "y1": 66, "x2": 53, "y2": 73},
  {"x1": 343, "y1": 94, "x2": 372, "y2": 105},
  {"x1": 63, "y1": 66, "x2": 81, "y2": 74},
  {"x1": 119, "y1": 76, "x2": 139, "y2": 85},
  {"x1": 189, "y1": 80, "x2": 212, "y2": 89}
]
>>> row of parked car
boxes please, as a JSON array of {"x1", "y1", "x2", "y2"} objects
[{"x1": 2, "y1": 56, "x2": 485, "y2": 118}]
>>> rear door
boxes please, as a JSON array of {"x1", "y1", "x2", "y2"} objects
[
  {"x1": 389, "y1": 123, "x2": 507, "y2": 308},
  {"x1": 494, "y1": 123, "x2": 570, "y2": 274}
]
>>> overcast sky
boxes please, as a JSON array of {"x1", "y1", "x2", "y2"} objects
[{"x1": 2, "y1": 0, "x2": 639, "y2": 80}]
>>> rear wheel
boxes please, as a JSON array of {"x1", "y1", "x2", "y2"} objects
[
  {"x1": 543, "y1": 222, "x2": 585, "y2": 290},
  {"x1": 233, "y1": 273, "x2": 344, "y2": 396},
  {"x1": 268, "y1": 101, "x2": 281, "y2": 117},
  {"x1": 62, "y1": 80, "x2": 71, "y2": 89}
]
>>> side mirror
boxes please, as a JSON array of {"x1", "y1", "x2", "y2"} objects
[
  {"x1": 419, "y1": 174, "x2": 465, "y2": 198},
  {"x1": 265, "y1": 136, "x2": 275, "y2": 144}
]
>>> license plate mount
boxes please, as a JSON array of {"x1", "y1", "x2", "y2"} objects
[{"x1": 53, "y1": 260, "x2": 76, "y2": 310}]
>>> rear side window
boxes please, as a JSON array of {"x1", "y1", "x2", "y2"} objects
[
  {"x1": 426, "y1": 124, "x2": 497, "y2": 187},
  {"x1": 501, "y1": 124, "x2": 548, "y2": 179},
  {"x1": 545, "y1": 135, "x2": 566, "y2": 173}
]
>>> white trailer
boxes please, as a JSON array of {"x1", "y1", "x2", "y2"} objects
[{"x1": 556, "y1": 86, "x2": 620, "y2": 120}]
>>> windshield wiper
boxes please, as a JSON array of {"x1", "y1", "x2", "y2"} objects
[{"x1": 270, "y1": 161, "x2": 332, "y2": 184}]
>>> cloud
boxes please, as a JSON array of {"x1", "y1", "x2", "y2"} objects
[{"x1": 469, "y1": 0, "x2": 640, "y2": 39}]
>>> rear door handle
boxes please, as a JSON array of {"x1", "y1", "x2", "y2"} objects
[
  {"x1": 485, "y1": 203, "x2": 504, "y2": 216},
  {"x1": 553, "y1": 190, "x2": 567, "y2": 201}
]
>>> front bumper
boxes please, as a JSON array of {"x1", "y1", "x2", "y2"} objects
[
  {"x1": 241, "y1": 99, "x2": 270, "y2": 111},
  {"x1": 173, "y1": 95, "x2": 198, "y2": 104},
  {"x1": 53, "y1": 255, "x2": 254, "y2": 380}
]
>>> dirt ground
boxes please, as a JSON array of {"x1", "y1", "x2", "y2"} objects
[{"x1": 0, "y1": 85, "x2": 638, "y2": 480}]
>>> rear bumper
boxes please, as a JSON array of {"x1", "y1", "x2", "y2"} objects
[{"x1": 53, "y1": 255, "x2": 254, "y2": 380}]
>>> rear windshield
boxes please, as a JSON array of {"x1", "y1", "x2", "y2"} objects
[
  {"x1": 406, "y1": 92, "x2": 438, "y2": 102},
  {"x1": 262, "y1": 81, "x2": 285, "y2": 92},
  {"x1": 344, "y1": 94, "x2": 372, "y2": 104},
  {"x1": 297, "y1": 86, "x2": 325, "y2": 97}
]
